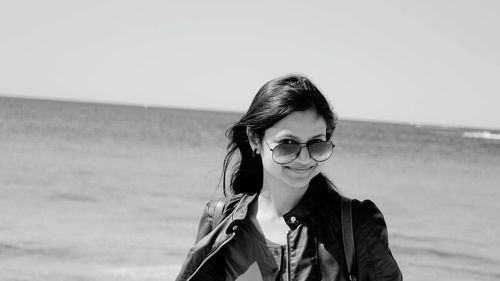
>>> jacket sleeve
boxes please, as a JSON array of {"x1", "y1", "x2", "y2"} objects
[
  {"x1": 353, "y1": 200, "x2": 402, "y2": 281},
  {"x1": 176, "y1": 202, "x2": 226, "y2": 281}
]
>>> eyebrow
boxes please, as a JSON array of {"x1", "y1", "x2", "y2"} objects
[{"x1": 275, "y1": 133, "x2": 326, "y2": 140}]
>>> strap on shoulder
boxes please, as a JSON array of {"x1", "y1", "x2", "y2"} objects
[
  {"x1": 341, "y1": 196, "x2": 357, "y2": 281},
  {"x1": 208, "y1": 198, "x2": 226, "y2": 231}
]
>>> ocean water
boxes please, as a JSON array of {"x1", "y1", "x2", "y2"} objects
[{"x1": 0, "y1": 96, "x2": 499, "y2": 281}]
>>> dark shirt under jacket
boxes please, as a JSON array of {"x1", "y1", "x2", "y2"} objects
[{"x1": 224, "y1": 217, "x2": 286, "y2": 281}]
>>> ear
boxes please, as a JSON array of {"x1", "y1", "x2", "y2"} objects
[{"x1": 246, "y1": 127, "x2": 261, "y2": 152}]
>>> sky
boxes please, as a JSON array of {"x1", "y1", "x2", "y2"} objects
[{"x1": 0, "y1": 1, "x2": 499, "y2": 129}]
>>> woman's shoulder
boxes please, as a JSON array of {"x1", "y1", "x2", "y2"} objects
[
  {"x1": 352, "y1": 199, "x2": 385, "y2": 220},
  {"x1": 350, "y1": 199, "x2": 388, "y2": 231},
  {"x1": 350, "y1": 199, "x2": 403, "y2": 280},
  {"x1": 204, "y1": 192, "x2": 250, "y2": 220},
  {"x1": 349, "y1": 198, "x2": 393, "y2": 253},
  {"x1": 311, "y1": 183, "x2": 386, "y2": 225}
]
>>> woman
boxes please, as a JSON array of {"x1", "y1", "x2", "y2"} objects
[{"x1": 176, "y1": 74, "x2": 402, "y2": 281}]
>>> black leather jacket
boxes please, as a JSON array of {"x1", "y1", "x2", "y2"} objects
[{"x1": 176, "y1": 183, "x2": 402, "y2": 281}]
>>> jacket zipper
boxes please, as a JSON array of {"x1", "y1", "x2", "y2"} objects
[
  {"x1": 286, "y1": 230, "x2": 291, "y2": 281},
  {"x1": 186, "y1": 232, "x2": 235, "y2": 281}
]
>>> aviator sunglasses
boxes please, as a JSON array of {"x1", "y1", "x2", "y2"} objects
[{"x1": 263, "y1": 138, "x2": 335, "y2": 164}]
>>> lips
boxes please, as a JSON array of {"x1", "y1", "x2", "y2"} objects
[{"x1": 285, "y1": 166, "x2": 315, "y2": 174}]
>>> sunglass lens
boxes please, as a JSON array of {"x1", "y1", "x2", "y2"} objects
[
  {"x1": 309, "y1": 141, "x2": 334, "y2": 162},
  {"x1": 273, "y1": 143, "x2": 301, "y2": 164}
]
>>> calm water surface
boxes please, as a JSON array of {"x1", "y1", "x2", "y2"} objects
[{"x1": 1, "y1": 97, "x2": 499, "y2": 280}]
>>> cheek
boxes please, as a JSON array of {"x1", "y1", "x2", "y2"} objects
[
  {"x1": 260, "y1": 148, "x2": 275, "y2": 164},
  {"x1": 262, "y1": 157, "x2": 282, "y2": 173},
  {"x1": 261, "y1": 153, "x2": 290, "y2": 177}
]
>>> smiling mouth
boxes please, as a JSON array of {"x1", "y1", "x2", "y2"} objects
[{"x1": 286, "y1": 166, "x2": 315, "y2": 174}]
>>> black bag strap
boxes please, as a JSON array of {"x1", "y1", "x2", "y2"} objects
[
  {"x1": 208, "y1": 198, "x2": 226, "y2": 230},
  {"x1": 341, "y1": 196, "x2": 357, "y2": 281}
]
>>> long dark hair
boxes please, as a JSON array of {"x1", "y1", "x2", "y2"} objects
[{"x1": 222, "y1": 74, "x2": 338, "y2": 195}]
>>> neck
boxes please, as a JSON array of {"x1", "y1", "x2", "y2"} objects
[{"x1": 257, "y1": 178, "x2": 309, "y2": 218}]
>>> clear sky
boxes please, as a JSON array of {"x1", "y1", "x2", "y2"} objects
[{"x1": 1, "y1": 1, "x2": 498, "y2": 129}]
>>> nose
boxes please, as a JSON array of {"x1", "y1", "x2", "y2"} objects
[{"x1": 294, "y1": 146, "x2": 312, "y2": 164}]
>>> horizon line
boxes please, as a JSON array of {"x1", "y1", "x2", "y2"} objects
[{"x1": 1, "y1": 94, "x2": 498, "y2": 132}]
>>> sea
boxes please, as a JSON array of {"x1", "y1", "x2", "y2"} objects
[{"x1": 1, "y1": 96, "x2": 499, "y2": 281}]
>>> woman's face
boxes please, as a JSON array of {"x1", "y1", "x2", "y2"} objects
[{"x1": 257, "y1": 109, "x2": 328, "y2": 190}]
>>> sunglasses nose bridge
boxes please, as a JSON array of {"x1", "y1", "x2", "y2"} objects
[{"x1": 295, "y1": 144, "x2": 312, "y2": 162}]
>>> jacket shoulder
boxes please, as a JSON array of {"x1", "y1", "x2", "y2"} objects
[
  {"x1": 194, "y1": 193, "x2": 245, "y2": 242},
  {"x1": 351, "y1": 199, "x2": 385, "y2": 229},
  {"x1": 351, "y1": 199, "x2": 403, "y2": 280}
]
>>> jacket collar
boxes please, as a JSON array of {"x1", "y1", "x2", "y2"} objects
[
  {"x1": 224, "y1": 181, "x2": 329, "y2": 233},
  {"x1": 224, "y1": 192, "x2": 257, "y2": 234}
]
